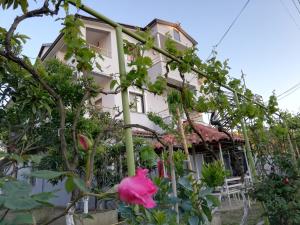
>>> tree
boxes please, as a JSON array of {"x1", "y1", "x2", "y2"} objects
[{"x1": 0, "y1": 1, "x2": 296, "y2": 224}]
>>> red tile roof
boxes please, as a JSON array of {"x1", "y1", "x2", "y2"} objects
[{"x1": 152, "y1": 123, "x2": 244, "y2": 149}]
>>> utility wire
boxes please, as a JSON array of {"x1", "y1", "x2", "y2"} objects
[
  {"x1": 279, "y1": 0, "x2": 300, "y2": 30},
  {"x1": 277, "y1": 81, "x2": 300, "y2": 98},
  {"x1": 278, "y1": 85, "x2": 300, "y2": 100},
  {"x1": 206, "y1": 0, "x2": 251, "y2": 60},
  {"x1": 277, "y1": 81, "x2": 300, "y2": 100},
  {"x1": 291, "y1": 0, "x2": 300, "y2": 16}
]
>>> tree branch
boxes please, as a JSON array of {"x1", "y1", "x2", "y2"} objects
[
  {"x1": 182, "y1": 106, "x2": 218, "y2": 160},
  {"x1": 87, "y1": 86, "x2": 121, "y2": 95},
  {"x1": 41, "y1": 193, "x2": 83, "y2": 225},
  {"x1": 5, "y1": 0, "x2": 62, "y2": 53},
  {"x1": 123, "y1": 124, "x2": 167, "y2": 147},
  {"x1": 72, "y1": 90, "x2": 91, "y2": 168},
  {"x1": 0, "y1": 0, "x2": 72, "y2": 171},
  {"x1": 0, "y1": 209, "x2": 9, "y2": 223}
]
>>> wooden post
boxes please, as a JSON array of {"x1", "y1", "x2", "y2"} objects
[
  {"x1": 218, "y1": 142, "x2": 225, "y2": 168},
  {"x1": 191, "y1": 145, "x2": 200, "y2": 179},
  {"x1": 169, "y1": 144, "x2": 179, "y2": 223},
  {"x1": 242, "y1": 146, "x2": 252, "y2": 182},
  {"x1": 227, "y1": 150, "x2": 233, "y2": 175}
]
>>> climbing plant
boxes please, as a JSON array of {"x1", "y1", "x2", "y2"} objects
[{"x1": 0, "y1": 1, "x2": 298, "y2": 225}]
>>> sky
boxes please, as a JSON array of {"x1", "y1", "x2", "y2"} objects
[{"x1": 1, "y1": 0, "x2": 300, "y2": 113}]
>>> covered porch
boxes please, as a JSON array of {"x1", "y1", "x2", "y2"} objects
[{"x1": 153, "y1": 122, "x2": 252, "y2": 181}]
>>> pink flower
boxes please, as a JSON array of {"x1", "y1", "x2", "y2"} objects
[
  {"x1": 118, "y1": 168, "x2": 158, "y2": 208},
  {"x1": 78, "y1": 134, "x2": 92, "y2": 151}
]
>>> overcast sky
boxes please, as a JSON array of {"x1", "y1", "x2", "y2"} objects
[{"x1": 1, "y1": 0, "x2": 300, "y2": 113}]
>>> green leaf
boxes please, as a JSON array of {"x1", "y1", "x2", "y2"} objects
[
  {"x1": 0, "y1": 152, "x2": 8, "y2": 158},
  {"x1": 19, "y1": 0, "x2": 28, "y2": 13},
  {"x1": 65, "y1": 177, "x2": 76, "y2": 193},
  {"x1": 73, "y1": 177, "x2": 89, "y2": 192},
  {"x1": 4, "y1": 196, "x2": 39, "y2": 210},
  {"x1": 31, "y1": 192, "x2": 56, "y2": 205},
  {"x1": 29, "y1": 154, "x2": 45, "y2": 164},
  {"x1": 178, "y1": 176, "x2": 193, "y2": 191},
  {"x1": 12, "y1": 213, "x2": 33, "y2": 225},
  {"x1": 110, "y1": 79, "x2": 118, "y2": 89},
  {"x1": 153, "y1": 210, "x2": 167, "y2": 224},
  {"x1": 30, "y1": 170, "x2": 66, "y2": 180},
  {"x1": 202, "y1": 204, "x2": 212, "y2": 221},
  {"x1": 140, "y1": 145, "x2": 158, "y2": 165},
  {"x1": 10, "y1": 154, "x2": 23, "y2": 163},
  {"x1": 2, "y1": 180, "x2": 31, "y2": 197},
  {"x1": 206, "y1": 194, "x2": 220, "y2": 207}
]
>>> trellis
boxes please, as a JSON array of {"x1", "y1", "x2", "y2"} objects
[{"x1": 68, "y1": 0, "x2": 296, "y2": 178}]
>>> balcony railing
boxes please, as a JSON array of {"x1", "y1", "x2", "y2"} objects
[
  {"x1": 88, "y1": 44, "x2": 112, "y2": 58},
  {"x1": 157, "y1": 109, "x2": 173, "y2": 125}
]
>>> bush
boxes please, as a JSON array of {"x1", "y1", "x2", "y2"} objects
[
  {"x1": 253, "y1": 154, "x2": 300, "y2": 225},
  {"x1": 201, "y1": 161, "x2": 227, "y2": 188}
]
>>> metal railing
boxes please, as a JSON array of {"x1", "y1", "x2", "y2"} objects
[{"x1": 88, "y1": 44, "x2": 112, "y2": 58}]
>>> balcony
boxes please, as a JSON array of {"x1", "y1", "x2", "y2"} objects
[
  {"x1": 86, "y1": 27, "x2": 117, "y2": 76},
  {"x1": 88, "y1": 44, "x2": 111, "y2": 58},
  {"x1": 86, "y1": 27, "x2": 111, "y2": 58}
]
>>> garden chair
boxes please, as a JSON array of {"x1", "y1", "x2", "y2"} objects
[{"x1": 224, "y1": 177, "x2": 243, "y2": 207}]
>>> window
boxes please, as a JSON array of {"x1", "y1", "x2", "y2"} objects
[
  {"x1": 173, "y1": 29, "x2": 180, "y2": 42},
  {"x1": 129, "y1": 92, "x2": 145, "y2": 113}
]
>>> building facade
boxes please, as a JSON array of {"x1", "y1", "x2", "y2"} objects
[
  {"x1": 36, "y1": 15, "x2": 250, "y2": 208},
  {"x1": 38, "y1": 15, "x2": 204, "y2": 133}
]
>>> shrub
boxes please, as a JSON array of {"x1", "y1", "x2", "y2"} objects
[
  {"x1": 253, "y1": 154, "x2": 300, "y2": 225},
  {"x1": 201, "y1": 161, "x2": 227, "y2": 188}
]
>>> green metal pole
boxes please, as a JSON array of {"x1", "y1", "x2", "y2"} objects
[
  {"x1": 69, "y1": 0, "x2": 283, "y2": 119},
  {"x1": 116, "y1": 26, "x2": 136, "y2": 176},
  {"x1": 282, "y1": 119, "x2": 297, "y2": 162},
  {"x1": 233, "y1": 92, "x2": 257, "y2": 180}
]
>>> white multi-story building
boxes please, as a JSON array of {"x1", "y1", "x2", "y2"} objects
[
  {"x1": 37, "y1": 15, "x2": 250, "y2": 208},
  {"x1": 38, "y1": 15, "x2": 204, "y2": 132}
]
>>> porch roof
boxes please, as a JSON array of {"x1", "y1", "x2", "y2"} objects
[{"x1": 151, "y1": 123, "x2": 244, "y2": 149}]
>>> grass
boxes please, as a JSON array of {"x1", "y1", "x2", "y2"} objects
[{"x1": 220, "y1": 203, "x2": 264, "y2": 225}]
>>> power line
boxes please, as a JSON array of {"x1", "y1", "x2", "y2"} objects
[
  {"x1": 277, "y1": 82, "x2": 300, "y2": 100},
  {"x1": 291, "y1": 0, "x2": 300, "y2": 16},
  {"x1": 279, "y1": 0, "x2": 300, "y2": 30},
  {"x1": 278, "y1": 86, "x2": 300, "y2": 100},
  {"x1": 277, "y1": 81, "x2": 300, "y2": 98},
  {"x1": 206, "y1": 0, "x2": 251, "y2": 60}
]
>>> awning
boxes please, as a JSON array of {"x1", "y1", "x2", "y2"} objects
[{"x1": 152, "y1": 123, "x2": 244, "y2": 149}]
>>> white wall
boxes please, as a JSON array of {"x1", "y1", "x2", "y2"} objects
[
  {"x1": 156, "y1": 24, "x2": 194, "y2": 48},
  {"x1": 43, "y1": 17, "x2": 202, "y2": 133}
]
